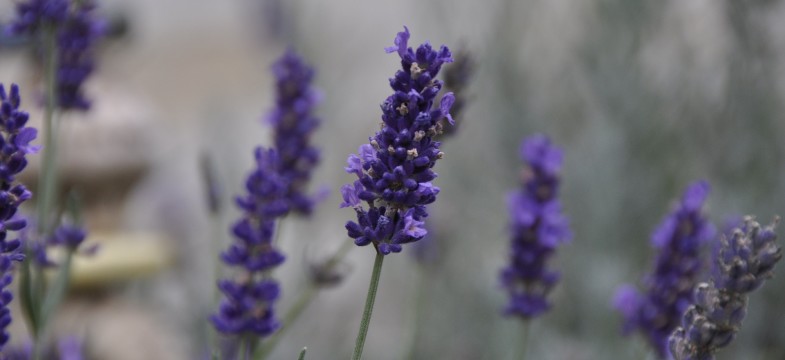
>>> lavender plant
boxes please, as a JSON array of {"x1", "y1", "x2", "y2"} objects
[
  {"x1": 268, "y1": 50, "x2": 322, "y2": 216},
  {"x1": 340, "y1": 26, "x2": 454, "y2": 255},
  {"x1": 614, "y1": 180, "x2": 716, "y2": 358},
  {"x1": 669, "y1": 217, "x2": 782, "y2": 360},
  {"x1": 500, "y1": 134, "x2": 571, "y2": 320},
  {"x1": 211, "y1": 147, "x2": 288, "y2": 357},
  {"x1": 340, "y1": 26, "x2": 454, "y2": 360},
  {"x1": 6, "y1": 2, "x2": 100, "y2": 356},
  {"x1": 0, "y1": 83, "x2": 38, "y2": 352},
  {"x1": 8, "y1": 0, "x2": 103, "y2": 111}
]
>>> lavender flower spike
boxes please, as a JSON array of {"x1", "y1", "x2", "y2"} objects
[
  {"x1": 9, "y1": 0, "x2": 104, "y2": 111},
  {"x1": 55, "y1": 1, "x2": 104, "y2": 111},
  {"x1": 500, "y1": 134, "x2": 571, "y2": 319},
  {"x1": 341, "y1": 26, "x2": 454, "y2": 255},
  {"x1": 211, "y1": 147, "x2": 287, "y2": 338},
  {"x1": 0, "y1": 84, "x2": 38, "y2": 351},
  {"x1": 613, "y1": 180, "x2": 716, "y2": 358},
  {"x1": 669, "y1": 217, "x2": 782, "y2": 360},
  {"x1": 268, "y1": 50, "x2": 322, "y2": 215}
]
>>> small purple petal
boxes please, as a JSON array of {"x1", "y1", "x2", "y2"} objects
[{"x1": 439, "y1": 92, "x2": 455, "y2": 125}]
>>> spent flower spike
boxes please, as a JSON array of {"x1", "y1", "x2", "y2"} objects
[
  {"x1": 211, "y1": 147, "x2": 287, "y2": 337},
  {"x1": 669, "y1": 217, "x2": 782, "y2": 360},
  {"x1": 268, "y1": 50, "x2": 322, "y2": 215},
  {"x1": 341, "y1": 26, "x2": 454, "y2": 255},
  {"x1": 0, "y1": 83, "x2": 37, "y2": 351},
  {"x1": 614, "y1": 180, "x2": 716, "y2": 358},
  {"x1": 500, "y1": 134, "x2": 571, "y2": 319}
]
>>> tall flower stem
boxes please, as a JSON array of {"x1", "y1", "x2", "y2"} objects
[
  {"x1": 516, "y1": 321, "x2": 530, "y2": 360},
  {"x1": 351, "y1": 251, "x2": 384, "y2": 360},
  {"x1": 404, "y1": 268, "x2": 426, "y2": 360},
  {"x1": 20, "y1": 25, "x2": 60, "y2": 360},
  {"x1": 37, "y1": 26, "x2": 60, "y2": 238}
]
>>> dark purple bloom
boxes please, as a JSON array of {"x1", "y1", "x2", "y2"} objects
[
  {"x1": 211, "y1": 147, "x2": 287, "y2": 338},
  {"x1": 6, "y1": 0, "x2": 69, "y2": 35},
  {"x1": 341, "y1": 27, "x2": 454, "y2": 255},
  {"x1": 0, "y1": 83, "x2": 37, "y2": 352},
  {"x1": 8, "y1": 0, "x2": 104, "y2": 111},
  {"x1": 267, "y1": 50, "x2": 322, "y2": 215},
  {"x1": 49, "y1": 223, "x2": 86, "y2": 250},
  {"x1": 614, "y1": 180, "x2": 716, "y2": 358},
  {"x1": 669, "y1": 217, "x2": 782, "y2": 360},
  {"x1": 55, "y1": 1, "x2": 104, "y2": 111},
  {"x1": 500, "y1": 134, "x2": 571, "y2": 319}
]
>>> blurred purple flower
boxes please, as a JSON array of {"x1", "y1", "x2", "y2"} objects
[
  {"x1": 341, "y1": 26, "x2": 454, "y2": 255},
  {"x1": 614, "y1": 180, "x2": 715, "y2": 358},
  {"x1": 500, "y1": 134, "x2": 571, "y2": 319},
  {"x1": 8, "y1": 0, "x2": 105, "y2": 111},
  {"x1": 268, "y1": 50, "x2": 322, "y2": 215},
  {"x1": 211, "y1": 148, "x2": 287, "y2": 337}
]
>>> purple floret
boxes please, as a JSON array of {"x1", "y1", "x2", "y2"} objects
[
  {"x1": 340, "y1": 27, "x2": 454, "y2": 255},
  {"x1": 500, "y1": 134, "x2": 571, "y2": 319},
  {"x1": 614, "y1": 180, "x2": 716, "y2": 358}
]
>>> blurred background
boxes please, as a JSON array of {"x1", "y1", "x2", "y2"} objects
[{"x1": 1, "y1": 0, "x2": 784, "y2": 359}]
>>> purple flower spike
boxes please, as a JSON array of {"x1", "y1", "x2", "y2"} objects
[
  {"x1": 614, "y1": 180, "x2": 716, "y2": 358},
  {"x1": 670, "y1": 217, "x2": 782, "y2": 360},
  {"x1": 500, "y1": 134, "x2": 571, "y2": 319},
  {"x1": 340, "y1": 27, "x2": 454, "y2": 255},
  {"x1": 268, "y1": 50, "x2": 322, "y2": 216},
  {"x1": 55, "y1": 1, "x2": 105, "y2": 111},
  {"x1": 9, "y1": 0, "x2": 105, "y2": 111},
  {"x1": 6, "y1": 0, "x2": 69, "y2": 35},
  {"x1": 0, "y1": 84, "x2": 37, "y2": 352},
  {"x1": 211, "y1": 147, "x2": 287, "y2": 338}
]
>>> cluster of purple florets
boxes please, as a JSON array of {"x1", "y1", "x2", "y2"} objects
[
  {"x1": 669, "y1": 217, "x2": 782, "y2": 360},
  {"x1": 614, "y1": 181, "x2": 716, "y2": 358},
  {"x1": 268, "y1": 50, "x2": 322, "y2": 215},
  {"x1": 500, "y1": 134, "x2": 571, "y2": 319},
  {"x1": 8, "y1": 0, "x2": 104, "y2": 111},
  {"x1": 340, "y1": 27, "x2": 455, "y2": 255},
  {"x1": 0, "y1": 84, "x2": 38, "y2": 351},
  {"x1": 211, "y1": 148, "x2": 287, "y2": 337}
]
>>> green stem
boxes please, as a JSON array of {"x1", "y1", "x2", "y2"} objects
[
  {"x1": 297, "y1": 347, "x2": 307, "y2": 360},
  {"x1": 245, "y1": 338, "x2": 258, "y2": 360},
  {"x1": 26, "y1": 24, "x2": 60, "y2": 360},
  {"x1": 351, "y1": 251, "x2": 385, "y2": 360},
  {"x1": 404, "y1": 268, "x2": 426, "y2": 360},
  {"x1": 37, "y1": 26, "x2": 60, "y2": 238},
  {"x1": 516, "y1": 321, "x2": 530, "y2": 360},
  {"x1": 33, "y1": 249, "x2": 74, "y2": 360}
]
